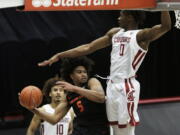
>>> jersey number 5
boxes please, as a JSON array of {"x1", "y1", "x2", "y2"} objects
[
  {"x1": 119, "y1": 44, "x2": 125, "y2": 56},
  {"x1": 76, "y1": 100, "x2": 84, "y2": 112}
]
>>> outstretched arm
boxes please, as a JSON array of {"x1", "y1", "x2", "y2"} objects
[
  {"x1": 32, "y1": 101, "x2": 70, "y2": 125},
  {"x1": 137, "y1": 11, "x2": 171, "y2": 50},
  {"x1": 56, "y1": 78, "x2": 105, "y2": 103},
  {"x1": 38, "y1": 28, "x2": 120, "y2": 66}
]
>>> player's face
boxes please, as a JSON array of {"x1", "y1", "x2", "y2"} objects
[
  {"x1": 118, "y1": 11, "x2": 133, "y2": 28},
  {"x1": 70, "y1": 66, "x2": 88, "y2": 86},
  {"x1": 50, "y1": 85, "x2": 65, "y2": 103}
]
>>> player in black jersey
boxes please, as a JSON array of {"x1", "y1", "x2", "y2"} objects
[
  {"x1": 22, "y1": 56, "x2": 110, "y2": 135},
  {"x1": 59, "y1": 56, "x2": 109, "y2": 135}
]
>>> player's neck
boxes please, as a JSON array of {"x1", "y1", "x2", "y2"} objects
[
  {"x1": 50, "y1": 102, "x2": 59, "y2": 108},
  {"x1": 73, "y1": 82, "x2": 82, "y2": 87},
  {"x1": 124, "y1": 24, "x2": 138, "y2": 31}
]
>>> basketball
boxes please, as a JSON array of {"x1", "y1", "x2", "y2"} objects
[{"x1": 19, "y1": 85, "x2": 43, "y2": 109}]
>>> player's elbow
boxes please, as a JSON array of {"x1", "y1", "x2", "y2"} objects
[
  {"x1": 82, "y1": 44, "x2": 93, "y2": 54},
  {"x1": 27, "y1": 128, "x2": 36, "y2": 135},
  {"x1": 51, "y1": 121, "x2": 57, "y2": 125},
  {"x1": 75, "y1": 44, "x2": 92, "y2": 55},
  {"x1": 165, "y1": 25, "x2": 171, "y2": 31},
  {"x1": 98, "y1": 98, "x2": 105, "y2": 103},
  {"x1": 96, "y1": 95, "x2": 106, "y2": 103},
  {"x1": 50, "y1": 119, "x2": 59, "y2": 125},
  {"x1": 83, "y1": 45, "x2": 91, "y2": 52},
  {"x1": 83, "y1": 42, "x2": 99, "y2": 54},
  {"x1": 49, "y1": 117, "x2": 60, "y2": 125},
  {"x1": 162, "y1": 24, "x2": 171, "y2": 32},
  {"x1": 52, "y1": 114, "x2": 65, "y2": 125}
]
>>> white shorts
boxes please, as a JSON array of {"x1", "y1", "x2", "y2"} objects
[
  {"x1": 111, "y1": 124, "x2": 135, "y2": 135},
  {"x1": 106, "y1": 77, "x2": 140, "y2": 128}
]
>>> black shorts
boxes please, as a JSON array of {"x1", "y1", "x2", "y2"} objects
[{"x1": 71, "y1": 125, "x2": 110, "y2": 135}]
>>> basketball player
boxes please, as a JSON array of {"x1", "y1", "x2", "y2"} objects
[
  {"x1": 22, "y1": 56, "x2": 109, "y2": 135},
  {"x1": 57, "y1": 56, "x2": 109, "y2": 135},
  {"x1": 26, "y1": 77, "x2": 74, "y2": 135},
  {"x1": 38, "y1": 11, "x2": 171, "y2": 135}
]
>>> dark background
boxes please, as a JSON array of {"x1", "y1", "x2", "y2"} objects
[{"x1": 0, "y1": 8, "x2": 179, "y2": 127}]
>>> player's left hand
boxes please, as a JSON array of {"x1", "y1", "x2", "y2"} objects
[{"x1": 56, "y1": 81, "x2": 76, "y2": 92}]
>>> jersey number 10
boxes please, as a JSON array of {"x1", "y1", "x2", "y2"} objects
[{"x1": 57, "y1": 124, "x2": 63, "y2": 135}]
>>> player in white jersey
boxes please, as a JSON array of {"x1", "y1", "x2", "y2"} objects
[
  {"x1": 38, "y1": 11, "x2": 171, "y2": 135},
  {"x1": 40, "y1": 105, "x2": 73, "y2": 135},
  {"x1": 26, "y1": 77, "x2": 74, "y2": 135},
  {"x1": 106, "y1": 29, "x2": 145, "y2": 132}
]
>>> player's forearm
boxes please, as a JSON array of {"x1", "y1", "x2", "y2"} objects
[
  {"x1": 161, "y1": 11, "x2": 171, "y2": 31},
  {"x1": 56, "y1": 36, "x2": 111, "y2": 59},
  {"x1": 32, "y1": 108, "x2": 58, "y2": 124},
  {"x1": 73, "y1": 86, "x2": 105, "y2": 103},
  {"x1": 57, "y1": 44, "x2": 92, "y2": 59},
  {"x1": 68, "y1": 121, "x2": 73, "y2": 135},
  {"x1": 26, "y1": 129, "x2": 35, "y2": 135}
]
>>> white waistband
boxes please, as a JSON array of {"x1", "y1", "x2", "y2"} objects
[{"x1": 95, "y1": 74, "x2": 136, "y2": 83}]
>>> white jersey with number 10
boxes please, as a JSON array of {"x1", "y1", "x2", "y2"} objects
[{"x1": 40, "y1": 104, "x2": 71, "y2": 135}]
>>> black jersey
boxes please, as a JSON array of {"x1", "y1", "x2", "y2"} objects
[{"x1": 66, "y1": 86, "x2": 108, "y2": 126}]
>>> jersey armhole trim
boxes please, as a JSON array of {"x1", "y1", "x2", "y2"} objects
[{"x1": 134, "y1": 30, "x2": 148, "y2": 52}]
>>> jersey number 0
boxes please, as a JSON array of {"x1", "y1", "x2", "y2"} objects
[{"x1": 119, "y1": 44, "x2": 125, "y2": 56}]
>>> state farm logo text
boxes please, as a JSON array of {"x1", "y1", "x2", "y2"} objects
[{"x1": 32, "y1": 0, "x2": 119, "y2": 7}]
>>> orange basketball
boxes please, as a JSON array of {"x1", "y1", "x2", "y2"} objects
[{"x1": 19, "y1": 85, "x2": 43, "y2": 109}]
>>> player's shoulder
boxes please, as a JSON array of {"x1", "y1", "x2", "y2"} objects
[
  {"x1": 87, "y1": 77, "x2": 102, "y2": 88},
  {"x1": 88, "y1": 77, "x2": 100, "y2": 83},
  {"x1": 136, "y1": 28, "x2": 148, "y2": 35},
  {"x1": 88, "y1": 77, "x2": 98, "y2": 81},
  {"x1": 110, "y1": 27, "x2": 122, "y2": 31},
  {"x1": 106, "y1": 27, "x2": 122, "y2": 37},
  {"x1": 109, "y1": 27, "x2": 122, "y2": 33},
  {"x1": 40, "y1": 104, "x2": 50, "y2": 111}
]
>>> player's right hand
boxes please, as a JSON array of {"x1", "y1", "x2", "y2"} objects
[
  {"x1": 18, "y1": 93, "x2": 36, "y2": 110},
  {"x1": 38, "y1": 54, "x2": 59, "y2": 67}
]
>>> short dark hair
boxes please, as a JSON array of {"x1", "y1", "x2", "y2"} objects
[
  {"x1": 43, "y1": 77, "x2": 62, "y2": 102},
  {"x1": 60, "y1": 56, "x2": 94, "y2": 84},
  {"x1": 122, "y1": 10, "x2": 146, "y2": 25}
]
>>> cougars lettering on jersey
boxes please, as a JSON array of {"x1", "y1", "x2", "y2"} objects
[
  {"x1": 40, "y1": 104, "x2": 71, "y2": 135},
  {"x1": 111, "y1": 29, "x2": 147, "y2": 79}
]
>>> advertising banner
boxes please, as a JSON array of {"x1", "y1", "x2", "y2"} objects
[{"x1": 24, "y1": 0, "x2": 156, "y2": 11}]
